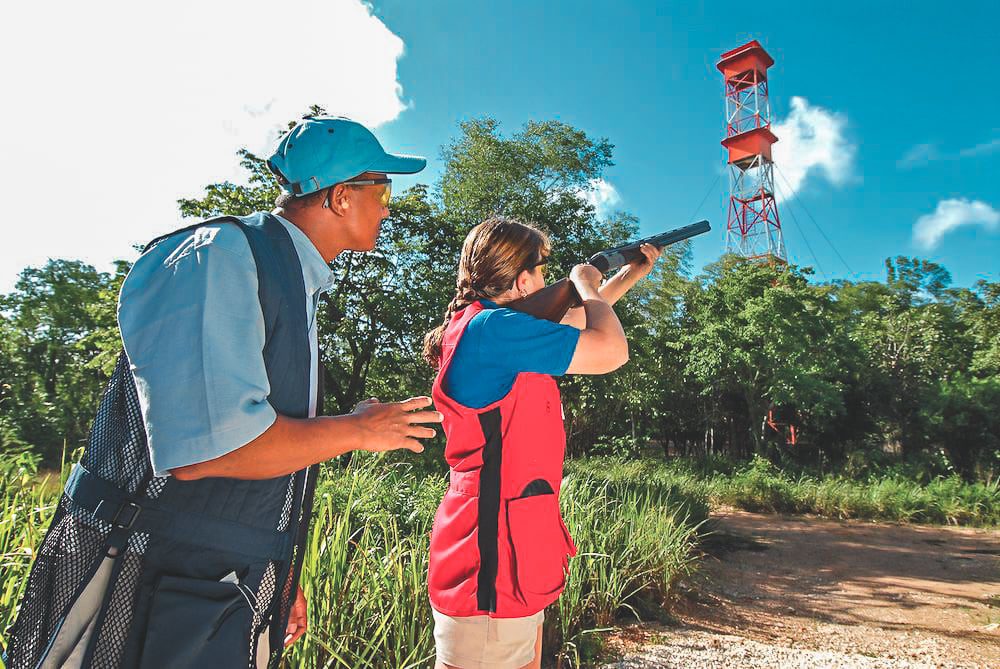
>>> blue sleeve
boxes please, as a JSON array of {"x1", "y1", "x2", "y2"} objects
[
  {"x1": 477, "y1": 308, "x2": 581, "y2": 377},
  {"x1": 444, "y1": 307, "x2": 580, "y2": 409},
  {"x1": 117, "y1": 224, "x2": 277, "y2": 476}
]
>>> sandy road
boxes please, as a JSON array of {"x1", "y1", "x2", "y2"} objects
[{"x1": 603, "y1": 510, "x2": 1000, "y2": 668}]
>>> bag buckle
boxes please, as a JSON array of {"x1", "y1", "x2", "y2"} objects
[{"x1": 111, "y1": 501, "x2": 141, "y2": 529}]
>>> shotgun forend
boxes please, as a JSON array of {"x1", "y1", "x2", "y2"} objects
[{"x1": 507, "y1": 220, "x2": 711, "y2": 322}]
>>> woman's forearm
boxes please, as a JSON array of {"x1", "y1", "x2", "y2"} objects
[{"x1": 561, "y1": 266, "x2": 642, "y2": 329}]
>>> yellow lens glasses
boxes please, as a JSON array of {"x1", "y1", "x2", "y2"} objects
[
  {"x1": 343, "y1": 177, "x2": 393, "y2": 207},
  {"x1": 377, "y1": 182, "x2": 392, "y2": 207}
]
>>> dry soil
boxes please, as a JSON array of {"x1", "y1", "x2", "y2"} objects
[{"x1": 603, "y1": 509, "x2": 1000, "y2": 668}]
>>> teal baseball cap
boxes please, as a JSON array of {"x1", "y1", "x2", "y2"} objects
[{"x1": 267, "y1": 116, "x2": 426, "y2": 196}]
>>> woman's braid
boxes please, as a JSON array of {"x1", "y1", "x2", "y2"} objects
[{"x1": 423, "y1": 281, "x2": 484, "y2": 367}]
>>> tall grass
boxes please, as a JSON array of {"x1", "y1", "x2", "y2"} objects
[
  {"x1": 703, "y1": 455, "x2": 1000, "y2": 525},
  {"x1": 1, "y1": 452, "x2": 61, "y2": 656},
  {"x1": 551, "y1": 470, "x2": 706, "y2": 665},
  {"x1": 6, "y1": 450, "x2": 991, "y2": 667},
  {"x1": 0, "y1": 453, "x2": 705, "y2": 668},
  {"x1": 571, "y1": 455, "x2": 1000, "y2": 526}
]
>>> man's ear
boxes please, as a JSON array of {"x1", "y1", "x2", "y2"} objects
[{"x1": 326, "y1": 184, "x2": 351, "y2": 216}]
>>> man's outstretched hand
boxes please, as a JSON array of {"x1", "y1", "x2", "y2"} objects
[
  {"x1": 170, "y1": 397, "x2": 444, "y2": 481},
  {"x1": 351, "y1": 396, "x2": 443, "y2": 454}
]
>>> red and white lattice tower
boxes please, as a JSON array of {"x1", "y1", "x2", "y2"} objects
[{"x1": 717, "y1": 40, "x2": 786, "y2": 262}]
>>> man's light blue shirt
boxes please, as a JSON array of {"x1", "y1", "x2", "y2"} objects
[{"x1": 118, "y1": 215, "x2": 334, "y2": 476}]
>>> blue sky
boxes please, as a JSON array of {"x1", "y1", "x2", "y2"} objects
[
  {"x1": 375, "y1": 0, "x2": 999, "y2": 287},
  {"x1": 2, "y1": 0, "x2": 997, "y2": 291}
]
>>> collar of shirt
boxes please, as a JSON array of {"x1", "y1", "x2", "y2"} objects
[{"x1": 272, "y1": 214, "x2": 336, "y2": 296}]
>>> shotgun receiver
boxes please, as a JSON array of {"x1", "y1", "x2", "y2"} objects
[{"x1": 507, "y1": 220, "x2": 711, "y2": 322}]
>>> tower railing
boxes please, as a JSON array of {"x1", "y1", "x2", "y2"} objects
[{"x1": 717, "y1": 40, "x2": 786, "y2": 263}]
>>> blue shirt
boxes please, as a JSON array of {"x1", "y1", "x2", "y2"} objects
[
  {"x1": 118, "y1": 215, "x2": 334, "y2": 476},
  {"x1": 443, "y1": 301, "x2": 581, "y2": 409}
]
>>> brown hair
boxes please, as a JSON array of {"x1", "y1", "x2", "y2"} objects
[{"x1": 422, "y1": 216, "x2": 550, "y2": 367}]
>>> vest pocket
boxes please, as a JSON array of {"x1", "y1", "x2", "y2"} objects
[
  {"x1": 507, "y1": 481, "x2": 571, "y2": 598},
  {"x1": 139, "y1": 574, "x2": 256, "y2": 667}
]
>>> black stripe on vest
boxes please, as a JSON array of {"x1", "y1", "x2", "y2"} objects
[{"x1": 477, "y1": 408, "x2": 502, "y2": 612}]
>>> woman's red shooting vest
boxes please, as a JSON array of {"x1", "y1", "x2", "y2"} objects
[{"x1": 428, "y1": 301, "x2": 577, "y2": 618}]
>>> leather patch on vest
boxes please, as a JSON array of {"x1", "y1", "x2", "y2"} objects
[{"x1": 476, "y1": 407, "x2": 502, "y2": 612}]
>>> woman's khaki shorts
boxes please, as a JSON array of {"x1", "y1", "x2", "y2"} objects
[{"x1": 432, "y1": 608, "x2": 544, "y2": 669}]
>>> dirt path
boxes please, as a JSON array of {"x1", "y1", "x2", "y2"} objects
[{"x1": 603, "y1": 510, "x2": 1000, "y2": 668}]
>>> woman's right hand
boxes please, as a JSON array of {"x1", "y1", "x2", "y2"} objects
[{"x1": 570, "y1": 264, "x2": 604, "y2": 300}]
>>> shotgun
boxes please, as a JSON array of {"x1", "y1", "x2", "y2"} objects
[{"x1": 507, "y1": 220, "x2": 711, "y2": 322}]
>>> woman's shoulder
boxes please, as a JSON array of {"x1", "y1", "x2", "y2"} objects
[
  {"x1": 469, "y1": 302, "x2": 573, "y2": 342},
  {"x1": 472, "y1": 302, "x2": 537, "y2": 327}
]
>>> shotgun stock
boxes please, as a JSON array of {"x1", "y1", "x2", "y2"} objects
[{"x1": 507, "y1": 220, "x2": 711, "y2": 322}]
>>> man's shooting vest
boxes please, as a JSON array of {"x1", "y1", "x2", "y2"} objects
[
  {"x1": 4, "y1": 213, "x2": 319, "y2": 669},
  {"x1": 427, "y1": 301, "x2": 577, "y2": 619}
]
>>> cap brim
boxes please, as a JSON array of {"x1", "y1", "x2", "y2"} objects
[{"x1": 368, "y1": 152, "x2": 427, "y2": 175}]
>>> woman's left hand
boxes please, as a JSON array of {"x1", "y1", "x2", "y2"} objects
[{"x1": 624, "y1": 243, "x2": 662, "y2": 280}]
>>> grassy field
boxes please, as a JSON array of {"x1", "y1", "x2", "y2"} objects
[
  {"x1": 569, "y1": 455, "x2": 1000, "y2": 527},
  {"x1": 0, "y1": 453, "x2": 706, "y2": 668},
  {"x1": 4, "y1": 451, "x2": 994, "y2": 667}
]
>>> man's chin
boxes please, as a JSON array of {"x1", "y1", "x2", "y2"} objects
[{"x1": 352, "y1": 240, "x2": 378, "y2": 252}]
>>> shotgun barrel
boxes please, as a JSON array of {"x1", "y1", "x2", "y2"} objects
[
  {"x1": 586, "y1": 220, "x2": 711, "y2": 273},
  {"x1": 508, "y1": 220, "x2": 711, "y2": 322}
]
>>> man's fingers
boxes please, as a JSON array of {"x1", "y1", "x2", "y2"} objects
[
  {"x1": 284, "y1": 586, "x2": 307, "y2": 647},
  {"x1": 382, "y1": 438, "x2": 426, "y2": 453},
  {"x1": 409, "y1": 426, "x2": 437, "y2": 439},
  {"x1": 283, "y1": 627, "x2": 304, "y2": 647},
  {"x1": 406, "y1": 409, "x2": 444, "y2": 424},
  {"x1": 284, "y1": 621, "x2": 305, "y2": 647},
  {"x1": 399, "y1": 396, "x2": 434, "y2": 411}
]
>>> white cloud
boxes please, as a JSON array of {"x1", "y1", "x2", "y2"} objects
[
  {"x1": 0, "y1": 0, "x2": 409, "y2": 292},
  {"x1": 897, "y1": 143, "x2": 940, "y2": 169},
  {"x1": 576, "y1": 178, "x2": 621, "y2": 217},
  {"x1": 771, "y1": 97, "x2": 855, "y2": 200},
  {"x1": 898, "y1": 137, "x2": 1000, "y2": 168},
  {"x1": 959, "y1": 138, "x2": 1000, "y2": 158},
  {"x1": 913, "y1": 199, "x2": 999, "y2": 250}
]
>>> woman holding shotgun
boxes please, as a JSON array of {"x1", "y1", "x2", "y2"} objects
[{"x1": 422, "y1": 216, "x2": 660, "y2": 669}]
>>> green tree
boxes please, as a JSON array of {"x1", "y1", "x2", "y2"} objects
[
  {"x1": 684, "y1": 258, "x2": 846, "y2": 457},
  {"x1": 0, "y1": 313, "x2": 26, "y2": 451},
  {"x1": 177, "y1": 149, "x2": 279, "y2": 218},
  {"x1": 951, "y1": 280, "x2": 1000, "y2": 378},
  {"x1": 848, "y1": 258, "x2": 973, "y2": 456},
  {"x1": 928, "y1": 375, "x2": 1000, "y2": 478},
  {"x1": 1, "y1": 260, "x2": 119, "y2": 462},
  {"x1": 438, "y1": 118, "x2": 631, "y2": 278}
]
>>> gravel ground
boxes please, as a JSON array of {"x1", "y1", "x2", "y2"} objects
[{"x1": 601, "y1": 629, "x2": 980, "y2": 668}]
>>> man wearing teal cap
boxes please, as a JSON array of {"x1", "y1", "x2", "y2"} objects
[{"x1": 5, "y1": 117, "x2": 441, "y2": 669}]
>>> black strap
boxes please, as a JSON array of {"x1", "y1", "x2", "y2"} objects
[{"x1": 65, "y1": 464, "x2": 292, "y2": 561}]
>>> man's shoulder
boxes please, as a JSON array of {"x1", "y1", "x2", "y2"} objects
[
  {"x1": 120, "y1": 220, "x2": 258, "y2": 305},
  {"x1": 154, "y1": 220, "x2": 254, "y2": 266}
]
